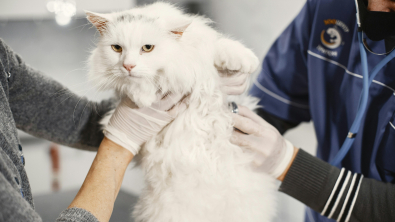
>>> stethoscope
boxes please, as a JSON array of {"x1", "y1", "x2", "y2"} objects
[{"x1": 330, "y1": 1, "x2": 395, "y2": 166}]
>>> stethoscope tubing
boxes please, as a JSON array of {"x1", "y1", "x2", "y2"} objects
[{"x1": 331, "y1": 31, "x2": 395, "y2": 166}]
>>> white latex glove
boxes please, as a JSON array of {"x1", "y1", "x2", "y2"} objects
[
  {"x1": 104, "y1": 93, "x2": 187, "y2": 155},
  {"x1": 218, "y1": 70, "x2": 249, "y2": 95},
  {"x1": 230, "y1": 105, "x2": 295, "y2": 178}
]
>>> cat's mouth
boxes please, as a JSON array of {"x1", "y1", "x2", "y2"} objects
[{"x1": 127, "y1": 72, "x2": 142, "y2": 78}]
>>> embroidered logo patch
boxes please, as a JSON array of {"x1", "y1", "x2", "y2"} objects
[{"x1": 317, "y1": 19, "x2": 349, "y2": 57}]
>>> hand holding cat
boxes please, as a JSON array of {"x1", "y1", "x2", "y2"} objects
[
  {"x1": 104, "y1": 93, "x2": 188, "y2": 155},
  {"x1": 230, "y1": 105, "x2": 296, "y2": 179}
]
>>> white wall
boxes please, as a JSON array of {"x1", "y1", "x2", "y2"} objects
[
  {"x1": 0, "y1": 0, "x2": 134, "y2": 20},
  {"x1": 208, "y1": 0, "x2": 306, "y2": 59}
]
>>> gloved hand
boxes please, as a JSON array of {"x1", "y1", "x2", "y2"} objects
[
  {"x1": 218, "y1": 70, "x2": 250, "y2": 95},
  {"x1": 104, "y1": 93, "x2": 187, "y2": 155},
  {"x1": 230, "y1": 105, "x2": 295, "y2": 178}
]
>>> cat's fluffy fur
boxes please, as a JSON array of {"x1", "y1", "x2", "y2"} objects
[{"x1": 87, "y1": 2, "x2": 276, "y2": 222}]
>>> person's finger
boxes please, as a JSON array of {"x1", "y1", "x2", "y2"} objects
[
  {"x1": 161, "y1": 93, "x2": 184, "y2": 110},
  {"x1": 120, "y1": 97, "x2": 139, "y2": 109},
  {"x1": 167, "y1": 95, "x2": 189, "y2": 117},
  {"x1": 237, "y1": 105, "x2": 272, "y2": 128},
  {"x1": 231, "y1": 130, "x2": 272, "y2": 157},
  {"x1": 152, "y1": 92, "x2": 185, "y2": 111},
  {"x1": 222, "y1": 80, "x2": 249, "y2": 95},
  {"x1": 231, "y1": 113, "x2": 262, "y2": 136},
  {"x1": 220, "y1": 72, "x2": 249, "y2": 86},
  {"x1": 236, "y1": 80, "x2": 249, "y2": 94},
  {"x1": 230, "y1": 130, "x2": 252, "y2": 148}
]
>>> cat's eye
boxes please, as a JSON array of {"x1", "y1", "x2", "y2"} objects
[
  {"x1": 142, "y1": 45, "x2": 154, "y2": 52},
  {"x1": 111, "y1": 45, "x2": 122, "y2": 53}
]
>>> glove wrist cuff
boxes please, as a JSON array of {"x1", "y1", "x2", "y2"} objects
[
  {"x1": 270, "y1": 139, "x2": 295, "y2": 178},
  {"x1": 104, "y1": 129, "x2": 140, "y2": 155}
]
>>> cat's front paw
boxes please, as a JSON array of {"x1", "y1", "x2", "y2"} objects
[{"x1": 214, "y1": 38, "x2": 259, "y2": 74}]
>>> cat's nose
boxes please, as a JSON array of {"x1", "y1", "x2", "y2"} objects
[{"x1": 123, "y1": 64, "x2": 136, "y2": 71}]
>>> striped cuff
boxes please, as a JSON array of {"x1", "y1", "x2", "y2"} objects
[
  {"x1": 321, "y1": 168, "x2": 364, "y2": 222},
  {"x1": 279, "y1": 149, "x2": 364, "y2": 222},
  {"x1": 279, "y1": 149, "x2": 339, "y2": 211}
]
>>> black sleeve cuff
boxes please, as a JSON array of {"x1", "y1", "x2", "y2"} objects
[{"x1": 279, "y1": 149, "x2": 341, "y2": 212}]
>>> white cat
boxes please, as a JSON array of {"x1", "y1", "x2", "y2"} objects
[{"x1": 86, "y1": 2, "x2": 276, "y2": 222}]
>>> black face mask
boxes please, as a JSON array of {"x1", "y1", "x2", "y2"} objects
[{"x1": 356, "y1": 0, "x2": 395, "y2": 53}]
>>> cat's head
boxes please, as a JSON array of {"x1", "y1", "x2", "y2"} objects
[{"x1": 86, "y1": 3, "x2": 201, "y2": 107}]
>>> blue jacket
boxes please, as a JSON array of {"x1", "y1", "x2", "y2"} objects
[{"x1": 250, "y1": 0, "x2": 395, "y2": 221}]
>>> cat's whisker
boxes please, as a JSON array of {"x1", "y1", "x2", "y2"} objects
[
  {"x1": 145, "y1": 77, "x2": 158, "y2": 87},
  {"x1": 76, "y1": 89, "x2": 108, "y2": 124},
  {"x1": 144, "y1": 77, "x2": 164, "y2": 95},
  {"x1": 90, "y1": 101, "x2": 103, "y2": 119},
  {"x1": 78, "y1": 100, "x2": 91, "y2": 127},
  {"x1": 91, "y1": 102, "x2": 100, "y2": 117},
  {"x1": 52, "y1": 85, "x2": 97, "y2": 100},
  {"x1": 55, "y1": 88, "x2": 96, "y2": 111},
  {"x1": 51, "y1": 75, "x2": 107, "y2": 98},
  {"x1": 54, "y1": 79, "x2": 103, "y2": 111},
  {"x1": 52, "y1": 85, "x2": 91, "y2": 99},
  {"x1": 95, "y1": 75, "x2": 118, "y2": 90},
  {"x1": 55, "y1": 93, "x2": 77, "y2": 108},
  {"x1": 100, "y1": 76, "x2": 117, "y2": 91},
  {"x1": 72, "y1": 97, "x2": 84, "y2": 126},
  {"x1": 146, "y1": 75, "x2": 162, "y2": 87},
  {"x1": 53, "y1": 88, "x2": 88, "y2": 100},
  {"x1": 90, "y1": 84, "x2": 110, "y2": 117},
  {"x1": 65, "y1": 67, "x2": 87, "y2": 74},
  {"x1": 67, "y1": 22, "x2": 90, "y2": 31}
]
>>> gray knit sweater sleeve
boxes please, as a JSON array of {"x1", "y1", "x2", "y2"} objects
[
  {"x1": 3, "y1": 40, "x2": 116, "y2": 151},
  {"x1": 279, "y1": 149, "x2": 395, "y2": 222},
  {"x1": 0, "y1": 39, "x2": 110, "y2": 221},
  {"x1": 56, "y1": 208, "x2": 99, "y2": 222},
  {"x1": 0, "y1": 169, "x2": 98, "y2": 222}
]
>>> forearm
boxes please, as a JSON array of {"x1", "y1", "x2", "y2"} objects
[
  {"x1": 351, "y1": 177, "x2": 395, "y2": 222},
  {"x1": 279, "y1": 149, "x2": 395, "y2": 222},
  {"x1": 67, "y1": 137, "x2": 133, "y2": 222}
]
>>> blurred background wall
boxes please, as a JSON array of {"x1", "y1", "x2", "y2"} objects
[{"x1": 0, "y1": 0, "x2": 315, "y2": 221}]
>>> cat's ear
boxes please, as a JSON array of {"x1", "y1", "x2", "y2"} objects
[
  {"x1": 85, "y1": 11, "x2": 112, "y2": 34},
  {"x1": 170, "y1": 23, "x2": 190, "y2": 37},
  {"x1": 166, "y1": 18, "x2": 191, "y2": 38}
]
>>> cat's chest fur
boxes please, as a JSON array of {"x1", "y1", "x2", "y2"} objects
[{"x1": 132, "y1": 94, "x2": 277, "y2": 222}]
